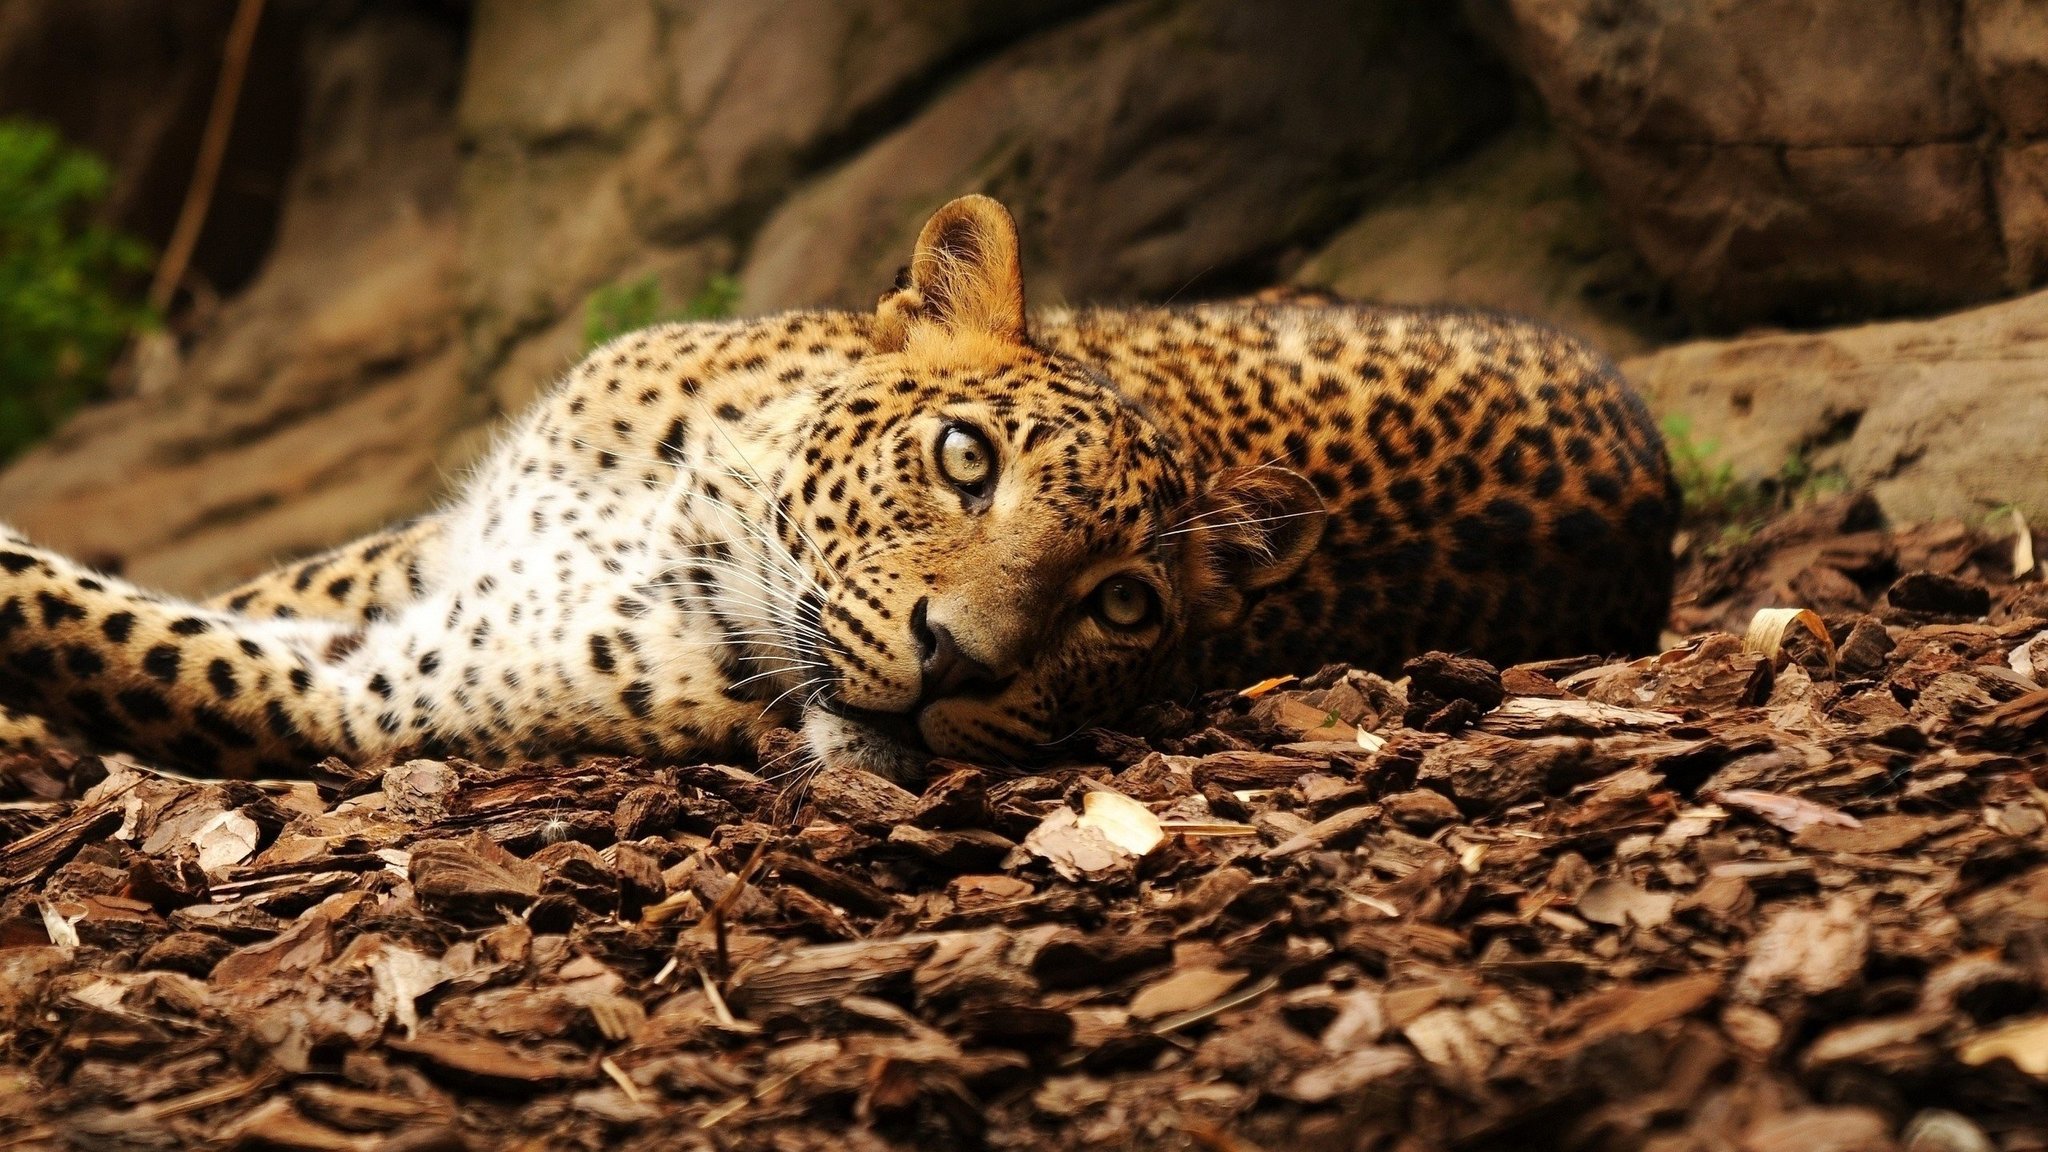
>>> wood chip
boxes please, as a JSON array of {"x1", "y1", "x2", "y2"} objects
[
  {"x1": 1957, "y1": 1014, "x2": 2048, "y2": 1078},
  {"x1": 2, "y1": 494, "x2": 2044, "y2": 1145},
  {"x1": 1127, "y1": 967, "x2": 1244, "y2": 1022},
  {"x1": 387, "y1": 1033, "x2": 587, "y2": 1089},
  {"x1": 1736, "y1": 897, "x2": 1870, "y2": 1003}
]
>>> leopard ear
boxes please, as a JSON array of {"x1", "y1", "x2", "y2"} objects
[
  {"x1": 874, "y1": 195, "x2": 1025, "y2": 352},
  {"x1": 1175, "y1": 467, "x2": 1327, "y2": 634}
]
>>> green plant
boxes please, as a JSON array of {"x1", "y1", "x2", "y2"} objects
[
  {"x1": 1662, "y1": 415, "x2": 1767, "y2": 529},
  {"x1": 0, "y1": 119, "x2": 152, "y2": 461},
  {"x1": 582, "y1": 271, "x2": 740, "y2": 352},
  {"x1": 1662, "y1": 416, "x2": 1848, "y2": 546},
  {"x1": 1775, "y1": 451, "x2": 1848, "y2": 505},
  {"x1": 1983, "y1": 502, "x2": 2028, "y2": 531}
]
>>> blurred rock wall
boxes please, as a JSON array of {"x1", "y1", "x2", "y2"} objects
[
  {"x1": 458, "y1": 0, "x2": 1510, "y2": 417},
  {"x1": 0, "y1": 0, "x2": 1511, "y2": 592},
  {"x1": 1479, "y1": 0, "x2": 2048, "y2": 328}
]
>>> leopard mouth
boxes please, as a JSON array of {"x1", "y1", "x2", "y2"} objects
[{"x1": 816, "y1": 697, "x2": 929, "y2": 752}]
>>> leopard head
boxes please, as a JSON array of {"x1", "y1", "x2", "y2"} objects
[{"x1": 777, "y1": 195, "x2": 1326, "y2": 780}]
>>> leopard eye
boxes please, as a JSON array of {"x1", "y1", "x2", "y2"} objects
[
  {"x1": 936, "y1": 424, "x2": 994, "y2": 494},
  {"x1": 1092, "y1": 576, "x2": 1156, "y2": 630}
]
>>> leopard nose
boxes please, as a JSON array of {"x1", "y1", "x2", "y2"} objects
[{"x1": 911, "y1": 598, "x2": 999, "y2": 706}]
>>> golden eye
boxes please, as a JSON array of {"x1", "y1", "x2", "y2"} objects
[
  {"x1": 1094, "y1": 577, "x2": 1155, "y2": 629},
  {"x1": 937, "y1": 425, "x2": 994, "y2": 492}
]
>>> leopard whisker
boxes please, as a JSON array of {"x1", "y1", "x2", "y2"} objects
[
  {"x1": 759, "y1": 673, "x2": 841, "y2": 720},
  {"x1": 727, "y1": 661, "x2": 831, "y2": 692},
  {"x1": 701, "y1": 435, "x2": 839, "y2": 585},
  {"x1": 1153, "y1": 506, "x2": 1323, "y2": 542}
]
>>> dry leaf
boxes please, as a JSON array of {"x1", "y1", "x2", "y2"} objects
[
  {"x1": 1286, "y1": 1046, "x2": 1414, "y2": 1103},
  {"x1": 1794, "y1": 813, "x2": 1936, "y2": 854},
  {"x1": 1321, "y1": 988, "x2": 1390, "y2": 1052},
  {"x1": 1237, "y1": 675, "x2": 1297, "y2": 700},
  {"x1": 1744, "y1": 606, "x2": 1835, "y2": 670},
  {"x1": 112, "y1": 796, "x2": 144, "y2": 842},
  {"x1": 1657, "y1": 805, "x2": 1727, "y2": 845},
  {"x1": 1403, "y1": 999, "x2": 1523, "y2": 1086},
  {"x1": 386, "y1": 1033, "x2": 586, "y2": 1087},
  {"x1": 1577, "y1": 878, "x2": 1674, "y2": 930},
  {"x1": 1958, "y1": 1014, "x2": 2048, "y2": 1077},
  {"x1": 1149, "y1": 974, "x2": 1278, "y2": 1035},
  {"x1": 38, "y1": 902, "x2": 80, "y2": 953},
  {"x1": 1077, "y1": 790, "x2": 1165, "y2": 857},
  {"x1": 1156, "y1": 820, "x2": 1258, "y2": 838},
  {"x1": 348, "y1": 940, "x2": 450, "y2": 1039},
  {"x1": 2013, "y1": 507, "x2": 2038, "y2": 582},
  {"x1": 1021, "y1": 807, "x2": 1137, "y2": 883},
  {"x1": 66, "y1": 976, "x2": 132, "y2": 1013},
  {"x1": 1574, "y1": 973, "x2": 1723, "y2": 1043},
  {"x1": 1484, "y1": 696, "x2": 1680, "y2": 733},
  {"x1": 193, "y1": 810, "x2": 262, "y2": 876},
  {"x1": 2010, "y1": 631, "x2": 2048, "y2": 682}
]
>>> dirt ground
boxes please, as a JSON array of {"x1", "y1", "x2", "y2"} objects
[{"x1": 3, "y1": 493, "x2": 2047, "y2": 1151}]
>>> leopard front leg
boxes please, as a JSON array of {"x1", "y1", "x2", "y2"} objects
[
  {"x1": 0, "y1": 529, "x2": 375, "y2": 777},
  {"x1": 209, "y1": 518, "x2": 444, "y2": 625}
]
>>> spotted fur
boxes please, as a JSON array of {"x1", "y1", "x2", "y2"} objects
[{"x1": 0, "y1": 196, "x2": 1675, "y2": 781}]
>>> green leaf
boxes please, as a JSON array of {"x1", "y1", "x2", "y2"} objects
[
  {"x1": 0, "y1": 118, "x2": 153, "y2": 461},
  {"x1": 581, "y1": 272, "x2": 741, "y2": 352}
]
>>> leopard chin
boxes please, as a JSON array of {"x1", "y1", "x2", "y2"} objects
[{"x1": 801, "y1": 706, "x2": 932, "y2": 785}]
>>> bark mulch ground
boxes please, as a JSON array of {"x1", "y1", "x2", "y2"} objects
[{"x1": 3, "y1": 492, "x2": 2047, "y2": 1151}]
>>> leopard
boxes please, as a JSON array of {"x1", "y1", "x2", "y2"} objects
[{"x1": 0, "y1": 195, "x2": 1676, "y2": 784}]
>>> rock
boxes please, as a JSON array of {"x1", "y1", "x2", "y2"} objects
[
  {"x1": 1295, "y1": 126, "x2": 1672, "y2": 357},
  {"x1": 739, "y1": 0, "x2": 1508, "y2": 312},
  {"x1": 1626, "y1": 287, "x2": 2048, "y2": 526},
  {"x1": 1484, "y1": 0, "x2": 2048, "y2": 327}
]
